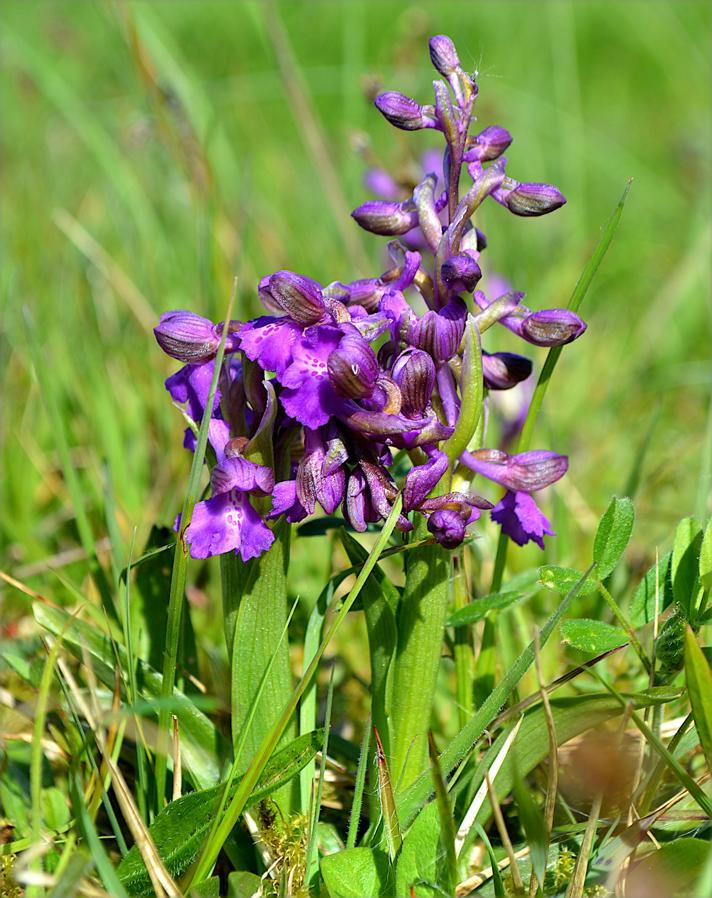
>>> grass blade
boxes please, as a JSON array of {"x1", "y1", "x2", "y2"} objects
[
  {"x1": 346, "y1": 716, "x2": 372, "y2": 851},
  {"x1": 684, "y1": 626, "x2": 712, "y2": 774}
]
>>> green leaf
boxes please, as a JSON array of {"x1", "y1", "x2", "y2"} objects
[
  {"x1": 320, "y1": 847, "x2": 392, "y2": 898},
  {"x1": 626, "y1": 839, "x2": 710, "y2": 896},
  {"x1": 189, "y1": 878, "x2": 220, "y2": 898},
  {"x1": 672, "y1": 517, "x2": 704, "y2": 619},
  {"x1": 700, "y1": 518, "x2": 712, "y2": 590},
  {"x1": 443, "y1": 315, "x2": 483, "y2": 461},
  {"x1": 538, "y1": 565, "x2": 598, "y2": 596},
  {"x1": 117, "y1": 731, "x2": 322, "y2": 897},
  {"x1": 593, "y1": 496, "x2": 634, "y2": 579},
  {"x1": 684, "y1": 628, "x2": 712, "y2": 775},
  {"x1": 447, "y1": 591, "x2": 525, "y2": 628},
  {"x1": 222, "y1": 520, "x2": 296, "y2": 812},
  {"x1": 41, "y1": 787, "x2": 70, "y2": 832},
  {"x1": 629, "y1": 551, "x2": 673, "y2": 626},
  {"x1": 560, "y1": 618, "x2": 628, "y2": 654},
  {"x1": 34, "y1": 603, "x2": 224, "y2": 788},
  {"x1": 227, "y1": 871, "x2": 263, "y2": 898},
  {"x1": 47, "y1": 849, "x2": 93, "y2": 898},
  {"x1": 395, "y1": 803, "x2": 448, "y2": 898}
]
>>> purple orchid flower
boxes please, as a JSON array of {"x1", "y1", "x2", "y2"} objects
[{"x1": 490, "y1": 490, "x2": 554, "y2": 549}]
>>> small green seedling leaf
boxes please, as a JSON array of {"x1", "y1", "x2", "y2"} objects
[
  {"x1": 539, "y1": 565, "x2": 597, "y2": 596},
  {"x1": 395, "y1": 802, "x2": 448, "y2": 898},
  {"x1": 671, "y1": 516, "x2": 703, "y2": 619},
  {"x1": 593, "y1": 496, "x2": 634, "y2": 579},
  {"x1": 684, "y1": 627, "x2": 712, "y2": 775},
  {"x1": 561, "y1": 619, "x2": 628, "y2": 654},
  {"x1": 629, "y1": 551, "x2": 673, "y2": 626},
  {"x1": 117, "y1": 731, "x2": 322, "y2": 896}
]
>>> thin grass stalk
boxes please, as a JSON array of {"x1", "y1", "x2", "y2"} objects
[
  {"x1": 374, "y1": 726, "x2": 402, "y2": 860},
  {"x1": 154, "y1": 281, "x2": 236, "y2": 806},
  {"x1": 346, "y1": 716, "x2": 372, "y2": 850},
  {"x1": 452, "y1": 549, "x2": 474, "y2": 729},
  {"x1": 185, "y1": 496, "x2": 403, "y2": 888},
  {"x1": 428, "y1": 732, "x2": 458, "y2": 895},
  {"x1": 305, "y1": 670, "x2": 335, "y2": 884},
  {"x1": 486, "y1": 772, "x2": 525, "y2": 894},
  {"x1": 490, "y1": 181, "x2": 631, "y2": 592}
]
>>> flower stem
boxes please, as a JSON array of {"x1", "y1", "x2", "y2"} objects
[{"x1": 452, "y1": 549, "x2": 473, "y2": 729}]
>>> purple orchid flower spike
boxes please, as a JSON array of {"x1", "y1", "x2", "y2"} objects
[{"x1": 491, "y1": 490, "x2": 554, "y2": 549}]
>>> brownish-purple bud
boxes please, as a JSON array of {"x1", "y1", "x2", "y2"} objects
[
  {"x1": 327, "y1": 334, "x2": 380, "y2": 400},
  {"x1": 520, "y1": 309, "x2": 586, "y2": 347},
  {"x1": 466, "y1": 126, "x2": 512, "y2": 162},
  {"x1": 374, "y1": 91, "x2": 431, "y2": 131},
  {"x1": 441, "y1": 253, "x2": 482, "y2": 293},
  {"x1": 482, "y1": 351, "x2": 533, "y2": 390},
  {"x1": 504, "y1": 182, "x2": 566, "y2": 217},
  {"x1": 154, "y1": 311, "x2": 222, "y2": 362},
  {"x1": 268, "y1": 271, "x2": 326, "y2": 325},
  {"x1": 351, "y1": 201, "x2": 419, "y2": 236},
  {"x1": 428, "y1": 35, "x2": 460, "y2": 76},
  {"x1": 391, "y1": 348, "x2": 436, "y2": 416}
]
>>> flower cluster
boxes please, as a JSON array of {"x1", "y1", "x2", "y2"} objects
[{"x1": 154, "y1": 34, "x2": 585, "y2": 562}]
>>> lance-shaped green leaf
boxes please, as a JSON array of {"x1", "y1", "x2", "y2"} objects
[
  {"x1": 700, "y1": 519, "x2": 712, "y2": 591},
  {"x1": 561, "y1": 618, "x2": 628, "y2": 654},
  {"x1": 447, "y1": 591, "x2": 525, "y2": 628},
  {"x1": 593, "y1": 496, "x2": 634, "y2": 579},
  {"x1": 672, "y1": 516, "x2": 704, "y2": 619},
  {"x1": 684, "y1": 627, "x2": 712, "y2": 775},
  {"x1": 117, "y1": 731, "x2": 322, "y2": 897},
  {"x1": 443, "y1": 315, "x2": 483, "y2": 463},
  {"x1": 539, "y1": 564, "x2": 598, "y2": 597},
  {"x1": 629, "y1": 550, "x2": 673, "y2": 626}
]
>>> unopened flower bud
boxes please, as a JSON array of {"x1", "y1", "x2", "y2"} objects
[
  {"x1": 154, "y1": 311, "x2": 221, "y2": 362},
  {"x1": 465, "y1": 126, "x2": 512, "y2": 162},
  {"x1": 482, "y1": 351, "x2": 532, "y2": 390},
  {"x1": 351, "y1": 200, "x2": 419, "y2": 236},
  {"x1": 405, "y1": 297, "x2": 467, "y2": 363},
  {"x1": 374, "y1": 91, "x2": 430, "y2": 131},
  {"x1": 427, "y1": 509, "x2": 466, "y2": 549},
  {"x1": 520, "y1": 309, "x2": 586, "y2": 347},
  {"x1": 504, "y1": 182, "x2": 566, "y2": 217},
  {"x1": 441, "y1": 253, "x2": 482, "y2": 293},
  {"x1": 339, "y1": 278, "x2": 386, "y2": 312},
  {"x1": 328, "y1": 335, "x2": 380, "y2": 400},
  {"x1": 268, "y1": 271, "x2": 326, "y2": 325},
  {"x1": 428, "y1": 35, "x2": 460, "y2": 76},
  {"x1": 392, "y1": 348, "x2": 436, "y2": 416}
]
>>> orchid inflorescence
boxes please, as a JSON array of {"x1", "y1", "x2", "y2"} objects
[{"x1": 154, "y1": 34, "x2": 586, "y2": 563}]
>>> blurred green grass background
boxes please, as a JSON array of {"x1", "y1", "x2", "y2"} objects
[{"x1": 1, "y1": 0, "x2": 710, "y2": 605}]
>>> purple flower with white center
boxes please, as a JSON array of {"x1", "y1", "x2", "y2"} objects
[
  {"x1": 278, "y1": 325, "x2": 346, "y2": 429},
  {"x1": 181, "y1": 430, "x2": 275, "y2": 562},
  {"x1": 490, "y1": 490, "x2": 554, "y2": 549}
]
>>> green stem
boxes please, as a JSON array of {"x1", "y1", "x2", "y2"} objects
[
  {"x1": 453, "y1": 550, "x2": 473, "y2": 730},
  {"x1": 597, "y1": 581, "x2": 651, "y2": 675},
  {"x1": 389, "y1": 520, "x2": 450, "y2": 794}
]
